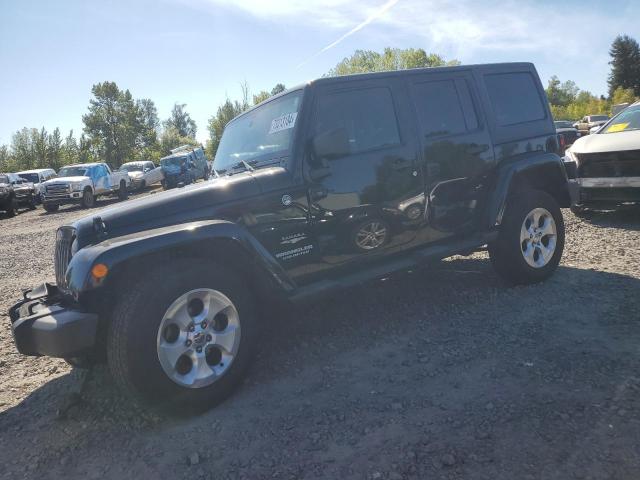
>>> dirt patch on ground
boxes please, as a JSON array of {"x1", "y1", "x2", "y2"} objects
[{"x1": 1, "y1": 199, "x2": 639, "y2": 480}]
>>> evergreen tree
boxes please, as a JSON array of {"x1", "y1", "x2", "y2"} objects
[{"x1": 608, "y1": 35, "x2": 640, "y2": 97}]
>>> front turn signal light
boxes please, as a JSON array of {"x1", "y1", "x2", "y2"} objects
[{"x1": 91, "y1": 263, "x2": 109, "y2": 279}]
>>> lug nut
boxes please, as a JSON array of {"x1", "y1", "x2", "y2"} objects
[
  {"x1": 206, "y1": 334, "x2": 212, "y2": 342},
  {"x1": 185, "y1": 339, "x2": 192, "y2": 347},
  {"x1": 188, "y1": 323, "x2": 195, "y2": 332},
  {"x1": 201, "y1": 321, "x2": 208, "y2": 329},
  {"x1": 196, "y1": 346, "x2": 202, "y2": 353}
]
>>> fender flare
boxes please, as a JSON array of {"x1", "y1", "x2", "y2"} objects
[
  {"x1": 485, "y1": 152, "x2": 570, "y2": 228},
  {"x1": 66, "y1": 219, "x2": 295, "y2": 297}
]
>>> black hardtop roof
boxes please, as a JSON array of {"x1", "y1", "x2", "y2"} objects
[{"x1": 234, "y1": 62, "x2": 536, "y2": 122}]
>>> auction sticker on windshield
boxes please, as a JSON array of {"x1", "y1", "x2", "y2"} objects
[{"x1": 269, "y1": 112, "x2": 298, "y2": 134}]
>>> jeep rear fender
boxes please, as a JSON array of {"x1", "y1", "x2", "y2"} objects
[
  {"x1": 486, "y1": 152, "x2": 570, "y2": 228},
  {"x1": 67, "y1": 220, "x2": 295, "y2": 297}
]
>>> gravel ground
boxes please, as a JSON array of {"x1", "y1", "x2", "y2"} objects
[{"x1": 1, "y1": 194, "x2": 639, "y2": 480}]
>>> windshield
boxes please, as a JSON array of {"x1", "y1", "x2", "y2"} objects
[
  {"x1": 58, "y1": 166, "x2": 88, "y2": 177},
  {"x1": 214, "y1": 91, "x2": 303, "y2": 172},
  {"x1": 0, "y1": 174, "x2": 8, "y2": 184},
  {"x1": 554, "y1": 121, "x2": 574, "y2": 129},
  {"x1": 590, "y1": 115, "x2": 609, "y2": 121},
  {"x1": 161, "y1": 156, "x2": 186, "y2": 167},
  {"x1": 602, "y1": 105, "x2": 640, "y2": 134},
  {"x1": 17, "y1": 173, "x2": 39, "y2": 183},
  {"x1": 120, "y1": 163, "x2": 143, "y2": 172}
]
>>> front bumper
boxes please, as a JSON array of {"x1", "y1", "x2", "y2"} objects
[
  {"x1": 9, "y1": 283, "x2": 98, "y2": 358},
  {"x1": 574, "y1": 177, "x2": 640, "y2": 206},
  {"x1": 43, "y1": 192, "x2": 83, "y2": 206}
]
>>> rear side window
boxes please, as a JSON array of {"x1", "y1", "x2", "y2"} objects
[
  {"x1": 314, "y1": 87, "x2": 400, "y2": 154},
  {"x1": 412, "y1": 79, "x2": 477, "y2": 138},
  {"x1": 484, "y1": 72, "x2": 546, "y2": 126}
]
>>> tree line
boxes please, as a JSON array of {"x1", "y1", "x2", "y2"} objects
[
  {"x1": 546, "y1": 35, "x2": 640, "y2": 120},
  {"x1": 1, "y1": 38, "x2": 638, "y2": 174}
]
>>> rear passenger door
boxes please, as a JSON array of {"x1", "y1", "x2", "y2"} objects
[{"x1": 407, "y1": 71, "x2": 495, "y2": 241}]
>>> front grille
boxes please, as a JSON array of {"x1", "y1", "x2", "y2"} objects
[
  {"x1": 47, "y1": 184, "x2": 70, "y2": 194},
  {"x1": 54, "y1": 227, "x2": 75, "y2": 290},
  {"x1": 577, "y1": 150, "x2": 640, "y2": 178}
]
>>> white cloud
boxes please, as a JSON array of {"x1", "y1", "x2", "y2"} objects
[{"x1": 178, "y1": 0, "x2": 640, "y2": 64}]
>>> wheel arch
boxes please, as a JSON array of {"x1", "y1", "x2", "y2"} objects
[{"x1": 486, "y1": 153, "x2": 570, "y2": 228}]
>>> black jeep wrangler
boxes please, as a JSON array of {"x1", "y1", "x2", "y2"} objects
[
  {"x1": 0, "y1": 173, "x2": 37, "y2": 216},
  {"x1": 10, "y1": 63, "x2": 570, "y2": 410}
]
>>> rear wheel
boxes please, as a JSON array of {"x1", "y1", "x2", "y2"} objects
[
  {"x1": 107, "y1": 261, "x2": 258, "y2": 411},
  {"x1": 81, "y1": 188, "x2": 95, "y2": 208},
  {"x1": 489, "y1": 189, "x2": 564, "y2": 285}
]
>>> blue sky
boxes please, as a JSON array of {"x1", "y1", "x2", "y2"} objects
[{"x1": 1, "y1": 0, "x2": 639, "y2": 146}]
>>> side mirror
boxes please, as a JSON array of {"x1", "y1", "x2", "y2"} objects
[{"x1": 311, "y1": 128, "x2": 350, "y2": 162}]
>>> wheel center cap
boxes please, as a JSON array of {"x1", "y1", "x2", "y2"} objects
[{"x1": 192, "y1": 331, "x2": 207, "y2": 347}]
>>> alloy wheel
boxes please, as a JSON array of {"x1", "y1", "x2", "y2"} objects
[
  {"x1": 520, "y1": 207, "x2": 557, "y2": 268},
  {"x1": 156, "y1": 288, "x2": 241, "y2": 388}
]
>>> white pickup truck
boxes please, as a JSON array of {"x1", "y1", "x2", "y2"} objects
[{"x1": 42, "y1": 162, "x2": 131, "y2": 212}]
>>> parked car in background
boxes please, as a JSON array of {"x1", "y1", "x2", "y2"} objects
[
  {"x1": 119, "y1": 161, "x2": 164, "y2": 190},
  {"x1": 8, "y1": 62, "x2": 571, "y2": 410},
  {"x1": 0, "y1": 173, "x2": 37, "y2": 216},
  {"x1": 565, "y1": 101, "x2": 640, "y2": 214},
  {"x1": 554, "y1": 120, "x2": 582, "y2": 147},
  {"x1": 41, "y1": 162, "x2": 131, "y2": 212},
  {"x1": 160, "y1": 146, "x2": 209, "y2": 189},
  {"x1": 573, "y1": 115, "x2": 610, "y2": 133},
  {"x1": 16, "y1": 168, "x2": 56, "y2": 202}
]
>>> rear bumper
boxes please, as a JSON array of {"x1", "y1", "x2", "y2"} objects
[{"x1": 9, "y1": 283, "x2": 98, "y2": 358}]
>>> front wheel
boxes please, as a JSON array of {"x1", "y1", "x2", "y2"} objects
[
  {"x1": 43, "y1": 203, "x2": 59, "y2": 213},
  {"x1": 118, "y1": 181, "x2": 129, "y2": 200},
  {"x1": 5, "y1": 196, "x2": 18, "y2": 217},
  {"x1": 81, "y1": 189, "x2": 95, "y2": 208},
  {"x1": 28, "y1": 194, "x2": 37, "y2": 210},
  {"x1": 107, "y1": 261, "x2": 258, "y2": 411},
  {"x1": 489, "y1": 189, "x2": 565, "y2": 285}
]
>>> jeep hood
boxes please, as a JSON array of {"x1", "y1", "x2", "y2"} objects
[
  {"x1": 72, "y1": 167, "x2": 289, "y2": 245},
  {"x1": 569, "y1": 129, "x2": 640, "y2": 154}
]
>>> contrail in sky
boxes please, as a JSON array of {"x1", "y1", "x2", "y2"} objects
[{"x1": 296, "y1": 0, "x2": 401, "y2": 68}]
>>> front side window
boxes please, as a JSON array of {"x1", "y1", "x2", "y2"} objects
[
  {"x1": 412, "y1": 79, "x2": 473, "y2": 138},
  {"x1": 484, "y1": 72, "x2": 546, "y2": 126},
  {"x1": 602, "y1": 105, "x2": 640, "y2": 134},
  {"x1": 314, "y1": 87, "x2": 400, "y2": 155},
  {"x1": 214, "y1": 91, "x2": 303, "y2": 172}
]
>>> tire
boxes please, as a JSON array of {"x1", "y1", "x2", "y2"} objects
[
  {"x1": 162, "y1": 180, "x2": 169, "y2": 190},
  {"x1": 138, "y1": 180, "x2": 146, "y2": 191},
  {"x1": 351, "y1": 218, "x2": 390, "y2": 252},
  {"x1": 118, "y1": 181, "x2": 129, "y2": 200},
  {"x1": 81, "y1": 188, "x2": 95, "y2": 208},
  {"x1": 489, "y1": 189, "x2": 565, "y2": 285},
  {"x1": 6, "y1": 196, "x2": 18, "y2": 217},
  {"x1": 107, "y1": 260, "x2": 258, "y2": 411},
  {"x1": 43, "y1": 203, "x2": 59, "y2": 213},
  {"x1": 28, "y1": 194, "x2": 37, "y2": 210}
]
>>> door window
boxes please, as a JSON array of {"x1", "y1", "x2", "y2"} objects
[
  {"x1": 411, "y1": 79, "x2": 477, "y2": 138},
  {"x1": 314, "y1": 87, "x2": 400, "y2": 155}
]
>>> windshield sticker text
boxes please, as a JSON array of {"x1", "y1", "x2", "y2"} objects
[{"x1": 269, "y1": 112, "x2": 298, "y2": 134}]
